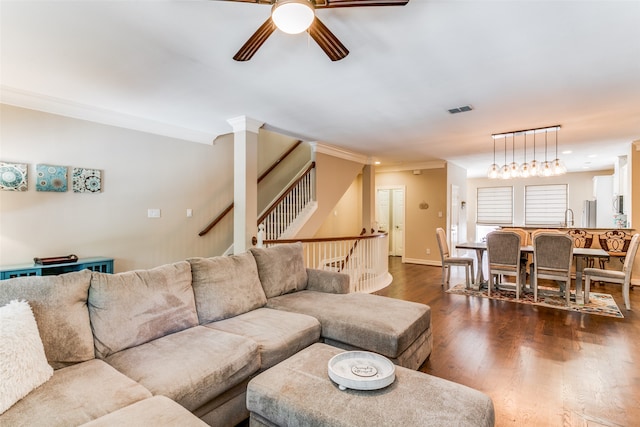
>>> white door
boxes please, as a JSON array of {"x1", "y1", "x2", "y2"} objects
[{"x1": 376, "y1": 187, "x2": 405, "y2": 257}]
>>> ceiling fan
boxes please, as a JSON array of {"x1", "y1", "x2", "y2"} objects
[{"x1": 219, "y1": 0, "x2": 410, "y2": 61}]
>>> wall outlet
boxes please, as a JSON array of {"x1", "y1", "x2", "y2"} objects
[
  {"x1": 186, "y1": 209, "x2": 193, "y2": 218},
  {"x1": 426, "y1": 248, "x2": 431, "y2": 255}
]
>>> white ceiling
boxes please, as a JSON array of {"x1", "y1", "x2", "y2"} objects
[{"x1": 2, "y1": 0, "x2": 639, "y2": 177}]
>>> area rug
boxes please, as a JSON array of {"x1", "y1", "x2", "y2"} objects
[{"x1": 446, "y1": 284, "x2": 624, "y2": 318}]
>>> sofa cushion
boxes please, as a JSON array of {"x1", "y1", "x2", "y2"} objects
[
  {"x1": 188, "y1": 252, "x2": 267, "y2": 323},
  {"x1": 0, "y1": 359, "x2": 152, "y2": 427},
  {"x1": 89, "y1": 261, "x2": 198, "y2": 359},
  {"x1": 205, "y1": 307, "x2": 321, "y2": 369},
  {"x1": 105, "y1": 325, "x2": 260, "y2": 412},
  {"x1": 250, "y1": 242, "x2": 308, "y2": 298},
  {"x1": 79, "y1": 396, "x2": 209, "y2": 427},
  {"x1": 0, "y1": 300, "x2": 54, "y2": 415},
  {"x1": 0, "y1": 270, "x2": 94, "y2": 369},
  {"x1": 266, "y1": 291, "x2": 431, "y2": 359}
]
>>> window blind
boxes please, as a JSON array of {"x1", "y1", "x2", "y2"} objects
[
  {"x1": 525, "y1": 184, "x2": 568, "y2": 226},
  {"x1": 477, "y1": 186, "x2": 513, "y2": 225}
]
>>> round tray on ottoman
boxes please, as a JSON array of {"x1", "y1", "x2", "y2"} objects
[{"x1": 327, "y1": 351, "x2": 395, "y2": 391}]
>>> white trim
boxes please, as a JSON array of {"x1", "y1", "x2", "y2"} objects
[
  {"x1": 0, "y1": 85, "x2": 216, "y2": 144},
  {"x1": 310, "y1": 142, "x2": 369, "y2": 164},
  {"x1": 376, "y1": 161, "x2": 446, "y2": 173},
  {"x1": 403, "y1": 257, "x2": 441, "y2": 267},
  {"x1": 227, "y1": 116, "x2": 264, "y2": 134}
]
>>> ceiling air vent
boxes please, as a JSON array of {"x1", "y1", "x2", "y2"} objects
[{"x1": 448, "y1": 105, "x2": 474, "y2": 114}]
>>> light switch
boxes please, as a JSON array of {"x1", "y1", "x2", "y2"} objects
[
  {"x1": 186, "y1": 209, "x2": 193, "y2": 217},
  {"x1": 148, "y1": 208, "x2": 161, "y2": 218}
]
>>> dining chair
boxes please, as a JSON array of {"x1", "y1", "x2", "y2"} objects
[
  {"x1": 486, "y1": 231, "x2": 525, "y2": 299},
  {"x1": 435, "y1": 227, "x2": 474, "y2": 289},
  {"x1": 584, "y1": 233, "x2": 639, "y2": 310},
  {"x1": 598, "y1": 230, "x2": 631, "y2": 269},
  {"x1": 531, "y1": 233, "x2": 574, "y2": 305}
]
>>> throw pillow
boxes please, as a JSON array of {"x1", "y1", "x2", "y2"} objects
[
  {"x1": 249, "y1": 242, "x2": 308, "y2": 298},
  {"x1": 0, "y1": 300, "x2": 54, "y2": 415},
  {"x1": 188, "y1": 252, "x2": 267, "y2": 324}
]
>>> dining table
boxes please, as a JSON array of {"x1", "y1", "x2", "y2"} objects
[{"x1": 455, "y1": 241, "x2": 609, "y2": 303}]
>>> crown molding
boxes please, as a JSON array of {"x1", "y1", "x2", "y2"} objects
[
  {"x1": 376, "y1": 160, "x2": 447, "y2": 173},
  {"x1": 310, "y1": 142, "x2": 369, "y2": 164},
  {"x1": 227, "y1": 116, "x2": 264, "y2": 134},
  {"x1": 0, "y1": 85, "x2": 217, "y2": 144}
]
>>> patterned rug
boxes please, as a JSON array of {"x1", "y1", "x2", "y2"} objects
[{"x1": 446, "y1": 283, "x2": 624, "y2": 318}]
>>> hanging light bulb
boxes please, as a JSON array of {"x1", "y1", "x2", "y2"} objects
[
  {"x1": 529, "y1": 130, "x2": 538, "y2": 176},
  {"x1": 520, "y1": 132, "x2": 531, "y2": 178},
  {"x1": 541, "y1": 130, "x2": 553, "y2": 176},
  {"x1": 487, "y1": 137, "x2": 499, "y2": 179},
  {"x1": 500, "y1": 137, "x2": 510, "y2": 179},
  {"x1": 551, "y1": 127, "x2": 566, "y2": 175},
  {"x1": 509, "y1": 133, "x2": 519, "y2": 178}
]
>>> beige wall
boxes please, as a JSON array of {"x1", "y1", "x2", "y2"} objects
[
  {"x1": 314, "y1": 174, "x2": 363, "y2": 238},
  {"x1": 296, "y1": 152, "x2": 364, "y2": 238},
  {"x1": 376, "y1": 166, "x2": 447, "y2": 264},
  {"x1": 0, "y1": 105, "x2": 236, "y2": 271}
]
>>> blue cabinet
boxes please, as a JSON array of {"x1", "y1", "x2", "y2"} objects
[{"x1": 0, "y1": 257, "x2": 113, "y2": 280}]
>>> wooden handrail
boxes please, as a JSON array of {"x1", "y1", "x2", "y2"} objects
[
  {"x1": 257, "y1": 161, "x2": 316, "y2": 225},
  {"x1": 198, "y1": 203, "x2": 234, "y2": 236},
  {"x1": 261, "y1": 231, "x2": 387, "y2": 245},
  {"x1": 199, "y1": 141, "x2": 302, "y2": 237},
  {"x1": 258, "y1": 140, "x2": 301, "y2": 184}
]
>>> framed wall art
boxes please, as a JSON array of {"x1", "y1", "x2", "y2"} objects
[
  {"x1": 73, "y1": 167, "x2": 102, "y2": 193},
  {"x1": 0, "y1": 162, "x2": 28, "y2": 192},
  {"x1": 36, "y1": 164, "x2": 68, "y2": 192}
]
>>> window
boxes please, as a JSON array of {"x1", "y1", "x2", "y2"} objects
[
  {"x1": 525, "y1": 184, "x2": 568, "y2": 226},
  {"x1": 477, "y1": 186, "x2": 513, "y2": 225}
]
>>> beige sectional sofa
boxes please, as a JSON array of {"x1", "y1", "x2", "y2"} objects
[{"x1": 0, "y1": 243, "x2": 433, "y2": 426}]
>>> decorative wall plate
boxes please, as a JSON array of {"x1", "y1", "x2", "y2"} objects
[
  {"x1": 0, "y1": 162, "x2": 28, "y2": 191},
  {"x1": 328, "y1": 351, "x2": 395, "y2": 391}
]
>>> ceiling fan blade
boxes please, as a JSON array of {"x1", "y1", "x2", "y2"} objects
[
  {"x1": 233, "y1": 17, "x2": 277, "y2": 61},
  {"x1": 308, "y1": 17, "x2": 349, "y2": 61},
  {"x1": 314, "y1": 0, "x2": 409, "y2": 8}
]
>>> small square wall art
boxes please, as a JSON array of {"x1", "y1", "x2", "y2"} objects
[
  {"x1": 73, "y1": 167, "x2": 102, "y2": 193},
  {"x1": 36, "y1": 164, "x2": 68, "y2": 192},
  {"x1": 0, "y1": 162, "x2": 28, "y2": 191}
]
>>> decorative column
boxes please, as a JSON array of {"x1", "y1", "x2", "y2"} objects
[
  {"x1": 227, "y1": 116, "x2": 264, "y2": 253},
  {"x1": 362, "y1": 162, "x2": 376, "y2": 233}
]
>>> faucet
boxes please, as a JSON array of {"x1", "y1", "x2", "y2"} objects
[{"x1": 564, "y1": 208, "x2": 574, "y2": 227}]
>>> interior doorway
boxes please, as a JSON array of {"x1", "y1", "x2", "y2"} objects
[{"x1": 376, "y1": 186, "x2": 405, "y2": 257}]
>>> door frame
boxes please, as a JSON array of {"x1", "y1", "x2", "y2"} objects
[{"x1": 375, "y1": 185, "x2": 406, "y2": 261}]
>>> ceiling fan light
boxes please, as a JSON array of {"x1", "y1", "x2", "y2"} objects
[{"x1": 272, "y1": 0, "x2": 315, "y2": 34}]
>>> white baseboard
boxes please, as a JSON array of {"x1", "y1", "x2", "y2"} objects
[{"x1": 402, "y1": 257, "x2": 441, "y2": 267}]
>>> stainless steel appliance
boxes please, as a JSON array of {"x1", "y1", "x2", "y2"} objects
[{"x1": 582, "y1": 200, "x2": 597, "y2": 228}]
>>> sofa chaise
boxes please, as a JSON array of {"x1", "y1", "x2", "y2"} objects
[{"x1": 0, "y1": 243, "x2": 433, "y2": 426}]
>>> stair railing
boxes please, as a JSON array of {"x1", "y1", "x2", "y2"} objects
[
  {"x1": 258, "y1": 231, "x2": 391, "y2": 293},
  {"x1": 199, "y1": 140, "x2": 302, "y2": 237}
]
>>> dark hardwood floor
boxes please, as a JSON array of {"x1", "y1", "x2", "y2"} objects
[{"x1": 375, "y1": 257, "x2": 640, "y2": 427}]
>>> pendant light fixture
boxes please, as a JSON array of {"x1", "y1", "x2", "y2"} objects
[
  {"x1": 488, "y1": 125, "x2": 562, "y2": 179},
  {"x1": 541, "y1": 130, "x2": 553, "y2": 177},
  {"x1": 509, "y1": 133, "x2": 519, "y2": 178},
  {"x1": 487, "y1": 138, "x2": 499, "y2": 179},
  {"x1": 520, "y1": 132, "x2": 531, "y2": 178},
  {"x1": 551, "y1": 128, "x2": 566, "y2": 175}
]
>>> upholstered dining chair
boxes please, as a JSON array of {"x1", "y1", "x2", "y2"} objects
[
  {"x1": 584, "y1": 233, "x2": 639, "y2": 310},
  {"x1": 598, "y1": 230, "x2": 632, "y2": 269},
  {"x1": 435, "y1": 227, "x2": 474, "y2": 289},
  {"x1": 486, "y1": 231, "x2": 526, "y2": 299},
  {"x1": 531, "y1": 233, "x2": 574, "y2": 305}
]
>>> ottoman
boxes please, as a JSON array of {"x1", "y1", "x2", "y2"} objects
[{"x1": 247, "y1": 343, "x2": 495, "y2": 427}]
